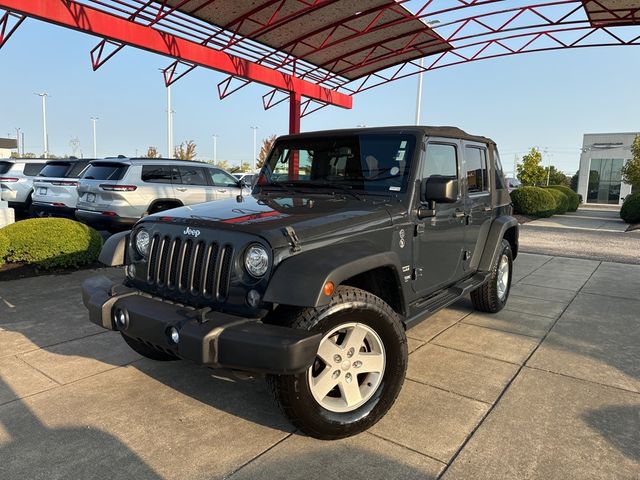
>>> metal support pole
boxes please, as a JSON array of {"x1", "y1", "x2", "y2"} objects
[
  {"x1": 15, "y1": 127, "x2": 20, "y2": 157},
  {"x1": 91, "y1": 116, "x2": 98, "y2": 158},
  {"x1": 415, "y1": 58, "x2": 424, "y2": 126},
  {"x1": 35, "y1": 92, "x2": 49, "y2": 158},
  {"x1": 289, "y1": 91, "x2": 301, "y2": 179},
  {"x1": 167, "y1": 83, "x2": 173, "y2": 158},
  {"x1": 213, "y1": 134, "x2": 218, "y2": 164}
]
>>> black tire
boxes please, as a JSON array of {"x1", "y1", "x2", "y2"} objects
[
  {"x1": 267, "y1": 286, "x2": 407, "y2": 440},
  {"x1": 471, "y1": 239, "x2": 513, "y2": 313},
  {"x1": 120, "y1": 333, "x2": 179, "y2": 361}
]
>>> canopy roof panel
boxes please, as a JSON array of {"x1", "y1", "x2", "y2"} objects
[
  {"x1": 583, "y1": 0, "x2": 640, "y2": 27},
  {"x1": 164, "y1": 0, "x2": 451, "y2": 80}
]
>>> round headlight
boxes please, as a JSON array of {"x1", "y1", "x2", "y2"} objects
[
  {"x1": 244, "y1": 244, "x2": 269, "y2": 277},
  {"x1": 135, "y1": 229, "x2": 150, "y2": 257}
]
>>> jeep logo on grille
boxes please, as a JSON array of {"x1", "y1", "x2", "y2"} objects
[{"x1": 183, "y1": 227, "x2": 201, "y2": 238}]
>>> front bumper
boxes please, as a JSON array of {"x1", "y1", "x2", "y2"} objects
[{"x1": 82, "y1": 275, "x2": 321, "y2": 374}]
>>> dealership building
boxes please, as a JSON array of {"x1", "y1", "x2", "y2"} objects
[{"x1": 577, "y1": 132, "x2": 637, "y2": 205}]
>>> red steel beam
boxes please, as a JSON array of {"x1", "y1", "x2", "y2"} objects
[{"x1": 0, "y1": 0, "x2": 352, "y2": 109}]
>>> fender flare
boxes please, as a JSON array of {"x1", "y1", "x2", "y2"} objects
[
  {"x1": 98, "y1": 230, "x2": 130, "y2": 266},
  {"x1": 263, "y1": 241, "x2": 404, "y2": 308},
  {"x1": 478, "y1": 215, "x2": 519, "y2": 271}
]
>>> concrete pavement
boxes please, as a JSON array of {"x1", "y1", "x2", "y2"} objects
[
  {"x1": 0, "y1": 254, "x2": 638, "y2": 479},
  {"x1": 519, "y1": 206, "x2": 640, "y2": 264}
]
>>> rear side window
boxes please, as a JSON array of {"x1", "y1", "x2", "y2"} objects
[
  {"x1": 492, "y1": 147, "x2": 507, "y2": 190},
  {"x1": 83, "y1": 163, "x2": 128, "y2": 181},
  {"x1": 23, "y1": 163, "x2": 45, "y2": 176},
  {"x1": 178, "y1": 166, "x2": 208, "y2": 186},
  {"x1": 38, "y1": 162, "x2": 72, "y2": 178},
  {"x1": 465, "y1": 146, "x2": 489, "y2": 194},
  {"x1": 67, "y1": 161, "x2": 90, "y2": 178},
  {"x1": 141, "y1": 165, "x2": 177, "y2": 184},
  {"x1": 0, "y1": 162, "x2": 12, "y2": 174}
]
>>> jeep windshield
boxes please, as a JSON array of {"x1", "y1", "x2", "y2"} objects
[{"x1": 258, "y1": 134, "x2": 416, "y2": 195}]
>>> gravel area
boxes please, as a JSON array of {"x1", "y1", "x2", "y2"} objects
[{"x1": 519, "y1": 207, "x2": 640, "y2": 264}]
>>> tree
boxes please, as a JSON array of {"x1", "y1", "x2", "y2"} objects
[
  {"x1": 570, "y1": 170, "x2": 579, "y2": 192},
  {"x1": 517, "y1": 147, "x2": 546, "y2": 186},
  {"x1": 621, "y1": 135, "x2": 640, "y2": 189},
  {"x1": 142, "y1": 146, "x2": 160, "y2": 158},
  {"x1": 544, "y1": 166, "x2": 570, "y2": 187},
  {"x1": 238, "y1": 162, "x2": 252, "y2": 173},
  {"x1": 257, "y1": 135, "x2": 277, "y2": 169},
  {"x1": 212, "y1": 160, "x2": 231, "y2": 171},
  {"x1": 174, "y1": 140, "x2": 196, "y2": 160}
]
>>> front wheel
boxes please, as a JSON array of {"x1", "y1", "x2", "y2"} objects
[
  {"x1": 267, "y1": 286, "x2": 407, "y2": 440},
  {"x1": 471, "y1": 239, "x2": 513, "y2": 313}
]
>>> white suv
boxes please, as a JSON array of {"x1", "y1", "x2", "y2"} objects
[
  {"x1": 75, "y1": 158, "x2": 246, "y2": 231},
  {"x1": 32, "y1": 159, "x2": 91, "y2": 218},
  {"x1": 0, "y1": 159, "x2": 47, "y2": 212}
]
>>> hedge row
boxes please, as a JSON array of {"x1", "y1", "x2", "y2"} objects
[
  {"x1": 0, "y1": 218, "x2": 103, "y2": 270},
  {"x1": 511, "y1": 185, "x2": 578, "y2": 217},
  {"x1": 621, "y1": 192, "x2": 640, "y2": 224}
]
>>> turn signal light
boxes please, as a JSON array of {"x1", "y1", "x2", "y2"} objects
[
  {"x1": 0, "y1": 177, "x2": 19, "y2": 182},
  {"x1": 323, "y1": 281, "x2": 335, "y2": 297},
  {"x1": 51, "y1": 180, "x2": 79, "y2": 186},
  {"x1": 99, "y1": 184, "x2": 137, "y2": 191}
]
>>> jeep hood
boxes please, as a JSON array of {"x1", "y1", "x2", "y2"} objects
[{"x1": 143, "y1": 193, "x2": 395, "y2": 249}]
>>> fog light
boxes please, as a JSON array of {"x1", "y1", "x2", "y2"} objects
[
  {"x1": 247, "y1": 289, "x2": 261, "y2": 308},
  {"x1": 126, "y1": 264, "x2": 136, "y2": 278},
  {"x1": 114, "y1": 308, "x2": 128, "y2": 330},
  {"x1": 168, "y1": 327, "x2": 180, "y2": 344}
]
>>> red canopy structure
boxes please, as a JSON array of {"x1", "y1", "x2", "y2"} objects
[{"x1": 1, "y1": 0, "x2": 639, "y2": 135}]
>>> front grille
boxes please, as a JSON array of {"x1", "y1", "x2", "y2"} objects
[{"x1": 146, "y1": 234, "x2": 233, "y2": 301}]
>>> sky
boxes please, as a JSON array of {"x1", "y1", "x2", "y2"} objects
[{"x1": 1, "y1": 14, "x2": 639, "y2": 177}]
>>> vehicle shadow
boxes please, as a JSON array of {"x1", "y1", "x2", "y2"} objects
[
  {"x1": 0, "y1": 377, "x2": 165, "y2": 480},
  {"x1": 582, "y1": 405, "x2": 640, "y2": 462}
]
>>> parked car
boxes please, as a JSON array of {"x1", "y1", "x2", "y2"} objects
[
  {"x1": 75, "y1": 158, "x2": 247, "y2": 231},
  {"x1": 232, "y1": 172, "x2": 256, "y2": 186},
  {"x1": 32, "y1": 159, "x2": 91, "y2": 218},
  {"x1": 505, "y1": 177, "x2": 521, "y2": 192},
  {"x1": 0, "y1": 158, "x2": 47, "y2": 212},
  {"x1": 83, "y1": 126, "x2": 518, "y2": 439}
]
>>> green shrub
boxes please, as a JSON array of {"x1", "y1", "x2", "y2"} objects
[
  {"x1": 548, "y1": 185, "x2": 579, "y2": 212},
  {"x1": 511, "y1": 186, "x2": 556, "y2": 217},
  {"x1": 620, "y1": 192, "x2": 640, "y2": 224},
  {"x1": 0, "y1": 232, "x2": 8, "y2": 267},
  {"x1": 545, "y1": 188, "x2": 569, "y2": 214},
  {"x1": 0, "y1": 218, "x2": 103, "y2": 269}
]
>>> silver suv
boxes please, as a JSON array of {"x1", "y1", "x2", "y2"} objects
[
  {"x1": 0, "y1": 159, "x2": 48, "y2": 212},
  {"x1": 32, "y1": 159, "x2": 91, "y2": 218},
  {"x1": 75, "y1": 158, "x2": 246, "y2": 230}
]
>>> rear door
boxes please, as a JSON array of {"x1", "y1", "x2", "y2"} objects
[
  {"x1": 462, "y1": 142, "x2": 493, "y2": 269},
  {"x1": 175, "y1": 165, "x2": 210, "y2": 205},
  {"x1": 139, "y1": 165, "x2": 177, "y2": 207},
  {"x1": 412, "y1": 140, "x2": 467, "y2": 296}
]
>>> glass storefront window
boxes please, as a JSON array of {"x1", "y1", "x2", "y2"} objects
[{"x1": 587, "y1": 158, "x2": 624, "y2": 204}]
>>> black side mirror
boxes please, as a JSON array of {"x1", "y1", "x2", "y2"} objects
[
  {"x1": 421, "y1": 176, "x2": 458, "y2": 204},
  {"x1": 238, "y1": 179, "x2": 247, "y2": 188}
]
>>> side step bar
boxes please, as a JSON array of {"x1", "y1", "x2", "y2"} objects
[{"x1": 404, "y1": 272, "x2": 491, "y2": 330}]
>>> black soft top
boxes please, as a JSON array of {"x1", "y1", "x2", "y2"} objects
[{"x1": 278, "y1": 126, "x2": 496, "y2": 146}]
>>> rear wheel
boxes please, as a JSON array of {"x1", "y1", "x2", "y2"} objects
[
  {"x1": 471, "y1": 239, "x2": 513, "y2": 313},
  {"x1": 120, "y1": 333, "x2": 179, "y2": 361},
  {"x1": 267, "y1": 286, "x2": 407, "y2": 439}
]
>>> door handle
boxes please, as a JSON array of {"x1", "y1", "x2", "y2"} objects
[
  {"x1": 454, "y1": 210, "x2": 466, "y2": 219},
  {"x1": 176, "y1": 187, "x2": 187, "y2": 192},
  {"x1": 217, "y1": 189, "x2": 227, "y2": 193},
  {"x1": 483, "y1": 205, "x2": 492, "y2": 212}
]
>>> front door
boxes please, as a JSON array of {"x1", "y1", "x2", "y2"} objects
[
  {"x1": 412, "y1": 140, "x2": 466, "y2": 297},
  {"x1": 462, "y1": 142, "x2": 493, "y2": 269}
]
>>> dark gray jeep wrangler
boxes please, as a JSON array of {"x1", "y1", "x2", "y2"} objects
[{"x1": 82, "y1": 126, "x2": 518, "y2": 439}]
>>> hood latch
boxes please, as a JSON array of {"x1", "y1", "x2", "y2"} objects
[{"x1": 283, "y1": 226, "x2": 301, "y2": 253}]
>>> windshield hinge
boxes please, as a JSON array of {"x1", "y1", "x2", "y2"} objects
[{"x1": 282, "y1": 226, "x2": 301, "y2": 252}]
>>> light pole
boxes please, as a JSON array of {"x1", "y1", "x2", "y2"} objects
[
  {"x1": 167, "y1": 84, "x2": 174, "y2": 158},
  {"x1": 213, "y1": 134, "x2": 218, "y2": 164},
  {"x1": 91, "y1": 117, "x2": 99, "y2": 158},
  {"x1": 35, "y1": 92, "x2": 50, "y2": 157},
  {"x1": 250, "y1": 126, "x2": 258, "y2": 172},
  {"x1": 415, "y1": 57, "x2": 424, "y2": 125},
  {"x1": 15, "y1": 128, "x2": 20, "y2": 157}
]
